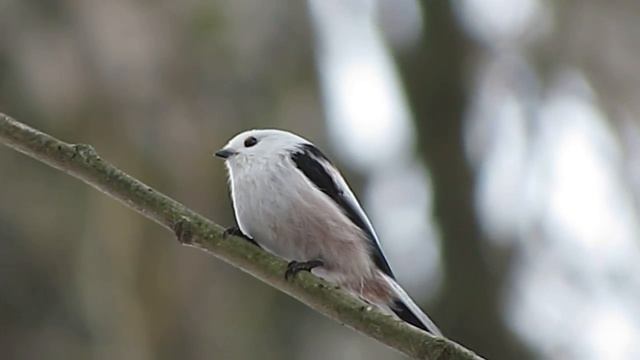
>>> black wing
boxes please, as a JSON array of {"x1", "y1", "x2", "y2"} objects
[
  {"x1": 290, "y1": 143, "x2": 395, "y2": 278},
  {"x1": 390, "y1": 299, "x2": 429, "y2": 332}
]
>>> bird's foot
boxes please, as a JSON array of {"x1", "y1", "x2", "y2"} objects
[
  {"x1": 222, "y1": 225, "x2": 260, "y2": 247},
  {"x1": 285, "y1": 259, "x2": 324, "y2": 280},
  {"x1": 222, "y1": 225, "x2": 245, "y2": 239}
]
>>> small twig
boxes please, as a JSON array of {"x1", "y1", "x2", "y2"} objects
[{"x1": 0, "y1": 113, "x2": 484, "y2": 360}]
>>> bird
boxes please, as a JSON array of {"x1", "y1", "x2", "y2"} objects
[{"x1": 215, "y1": 129, "x2": 442, "y2": 336}]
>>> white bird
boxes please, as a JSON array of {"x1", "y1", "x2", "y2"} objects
[{"x1": 215, "y1": 129, "x2": 442, "y2": 336}]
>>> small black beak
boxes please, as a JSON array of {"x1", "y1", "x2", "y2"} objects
[{"x1": 215, "y1": 148, "x2": 236, "y2": 159}]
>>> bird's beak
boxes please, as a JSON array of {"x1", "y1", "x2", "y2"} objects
[{"x1": 214, "y1": 148, "x2": 236, "y2": 159}]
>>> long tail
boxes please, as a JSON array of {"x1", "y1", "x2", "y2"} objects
[{"x1": 384, "y1": 275, "x2": 443, "y2": 336}]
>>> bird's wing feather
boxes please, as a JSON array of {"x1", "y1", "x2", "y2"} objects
[
  {"x1": 385, "y1": 274, "x2": 442, "y2": 335},
  {"x1": 290, "y1": 143, "x2": 395, "y2": 278}
]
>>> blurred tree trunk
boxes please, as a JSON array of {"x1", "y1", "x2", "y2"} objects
[{"x1": 397, "y1": 2, "x2": 532, "y2": 359}]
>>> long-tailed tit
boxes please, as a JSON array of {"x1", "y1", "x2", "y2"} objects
[{"x1": 215, "y1": 129, "x2": 442, "y2": 336}]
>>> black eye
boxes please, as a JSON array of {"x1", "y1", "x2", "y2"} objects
[{"x1": 244, "y1": 136, "x2": 258, "y2": 148}]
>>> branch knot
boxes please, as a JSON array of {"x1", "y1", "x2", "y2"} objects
[{"x1": 73, "y1": 144, "x2": 100, "y2": 162}]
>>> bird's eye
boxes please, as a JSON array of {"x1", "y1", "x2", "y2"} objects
[{"x1": 244, "y1": 136, "x2": 258, "y2": 148}]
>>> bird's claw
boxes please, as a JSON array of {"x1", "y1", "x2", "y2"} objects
[
  {"x1": 222, "y1": 225, "x2": 260, "y2": 247},
  {"x1": 222, "y1": 225, "x2": 245, "y2": 239},
  {"x1": 285, "y1": 259, "x2": 324, "y2": 280}
]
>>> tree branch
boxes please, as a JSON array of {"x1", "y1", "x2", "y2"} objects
[{"x1": 0, "y1": 113, "x2": 483, "y2": 360}]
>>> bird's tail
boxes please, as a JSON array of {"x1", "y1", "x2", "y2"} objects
[{"x1": 383, "y1": 274, "x2": 442, "y2": 336}]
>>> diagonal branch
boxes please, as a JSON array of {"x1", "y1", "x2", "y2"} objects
[{"x1": 0, "y1": 113, "x2": 483, "y2": 360}]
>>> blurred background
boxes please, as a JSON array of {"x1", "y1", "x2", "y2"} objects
[{"x1": 1, "y1": 0, "x2": 639, "y2": 359}]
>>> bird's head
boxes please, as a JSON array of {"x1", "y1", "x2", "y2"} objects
[{"x1": 215, "y1": 129, "x2": 308, "y2": 168}]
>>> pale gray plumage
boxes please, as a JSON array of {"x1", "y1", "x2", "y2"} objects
[{"x1": 215, "y1": 129, "x2": 442, "y2": 336}]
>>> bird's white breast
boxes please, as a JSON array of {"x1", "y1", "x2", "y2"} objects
[{"x1": 228, "y1": 155, "x2": 374, "y2": 280}]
